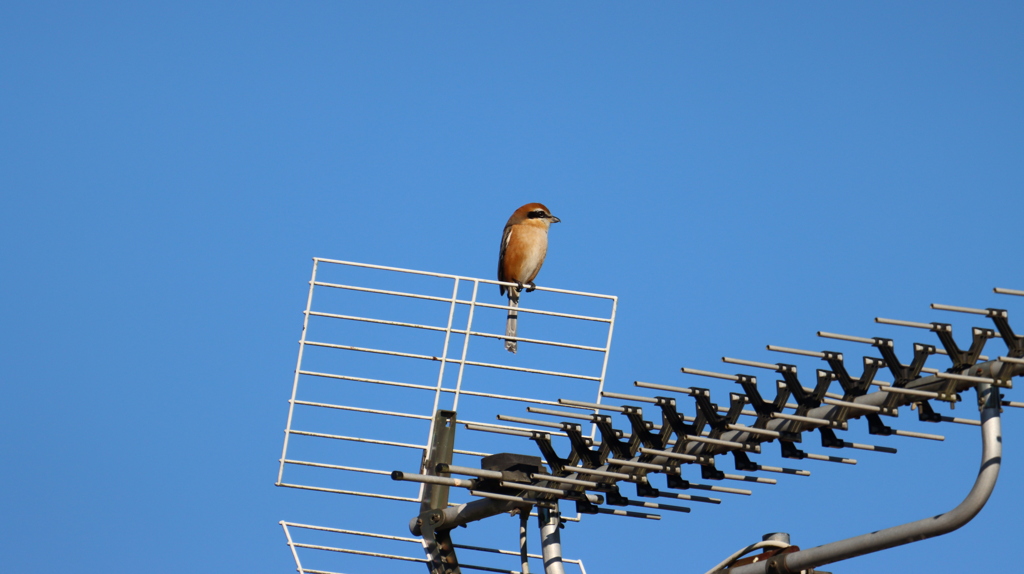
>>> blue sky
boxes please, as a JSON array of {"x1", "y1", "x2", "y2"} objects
[{"x1": 2, "y1": 3, "x2": 1023, "y2": 573}]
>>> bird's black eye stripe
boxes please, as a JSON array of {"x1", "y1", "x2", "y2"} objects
[{"x1": 528, "y1": 210, "x2": 547, "y2": 219}]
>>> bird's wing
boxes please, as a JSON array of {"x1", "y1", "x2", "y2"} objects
[{"x1": 497, "y1": 223, "x2": 514, "y2": 296}]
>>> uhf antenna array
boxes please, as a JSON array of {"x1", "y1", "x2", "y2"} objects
[
  {"x1": 276, "y1": 260, "x2": 1024, "y2": 574},
  {"x1": 277, "y1": 258, "x2": 615, "y2": 574}
]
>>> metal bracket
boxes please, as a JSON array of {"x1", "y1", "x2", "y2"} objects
[{"x1": 417, "y1": 410, "x2": 462, "y2": 574}]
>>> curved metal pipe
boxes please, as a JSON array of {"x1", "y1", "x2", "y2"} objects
[{"x1": 729, "y1": 383, "x2": 1002, "y2": 574}]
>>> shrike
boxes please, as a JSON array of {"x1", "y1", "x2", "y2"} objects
[{"x1": 497, "y1": 203, "x2": 560, "y2": 353}]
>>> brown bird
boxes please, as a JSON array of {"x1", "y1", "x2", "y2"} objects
[{"x1": 497, "y1": 203, "x2": 560, "y2": 353}]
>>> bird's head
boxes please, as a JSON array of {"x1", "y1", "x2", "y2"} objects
[{"x1": 513, "y1": 202, "x2": 561, "y2": 227}]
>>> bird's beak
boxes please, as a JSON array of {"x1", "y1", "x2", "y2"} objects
[{"x1": 550, "y1": 215, "x2": 561, "y2": 223}]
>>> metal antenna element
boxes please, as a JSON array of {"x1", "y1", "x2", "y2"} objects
[
  {"x1": 275, "y1": 264, "x2": 1024, "y2": 574},
  {"x1": 278, "y1": 259, "x2": 612, "y2": 573}
]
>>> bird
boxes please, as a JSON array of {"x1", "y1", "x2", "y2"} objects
[{"x1": 497, "y1": 203, "x2": 560, "y2": 353}]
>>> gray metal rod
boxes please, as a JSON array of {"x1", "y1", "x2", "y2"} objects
[
  {"x1": 538, "y1": 507, "x2": 566, "y2": 574},
  {"x1": 728, "y1": 382, "x2": 1002, "y2": 574},
  {"x1": 392, "y1": 471, "x2": 478, "y2": 489},
  {"x1": 519, "y1": 512, "x2": 530, "y2": 574},
  {"x1": 439, "y1": 464, "x2": 504, "y2": 480}
]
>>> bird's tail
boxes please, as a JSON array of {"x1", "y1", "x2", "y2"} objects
[{"x1": 504, "y1": 290, "x2": 519, "y2": 354}]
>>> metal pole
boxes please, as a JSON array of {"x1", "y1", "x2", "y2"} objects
[
  {"x1": 451, "y1": 281, "x2": 480, "y2": 412},
  {"x1": 520, "y1": 512, "x2": 531, "y2": 574},
  {"x1": 591, "y1": 296, "x2": 618, "y2": 440},
  {"x1": 538, "y1": 507, "x2": 566, "y2": 574},
  {"x1": 421, "y1": 276, "x2": 462, "y2": 507},
  {"x1": 279, "y1": 521, "x2": 305, "y2": 574},
  {"x1": 277, "y1": 259, "x2": 319, "y2": 485},
  {"x1": 416, "y1": 410, "x2": 462, "y2": 574},
  {"x1": 729, "y1": 382, "x2": 1002, "y2": 574}
]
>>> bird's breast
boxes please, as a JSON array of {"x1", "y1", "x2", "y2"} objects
[{"x1": 504, "y1": 225, "x2": 549, "y2": 284}]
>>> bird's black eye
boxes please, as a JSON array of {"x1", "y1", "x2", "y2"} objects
[{"x1": 528, "y1": 210, "x2": 547, "y2": 219}]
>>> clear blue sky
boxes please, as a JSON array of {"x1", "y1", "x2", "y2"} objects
[{"x1": 2, "y1": 3, "x2": 1023, "y2": 573}]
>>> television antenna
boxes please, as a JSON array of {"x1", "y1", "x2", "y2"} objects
[{"x1": 276, "y1": 259, "x2": 1024, "y2": 573}]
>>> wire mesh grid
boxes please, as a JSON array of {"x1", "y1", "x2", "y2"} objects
[
  {"x1": 280, "y1": 521, "x2": 588, "y2": 574},
  {"x1": 277, "y1": 257, "x2": 615, "y2": 572}
]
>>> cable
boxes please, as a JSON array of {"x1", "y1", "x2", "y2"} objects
[{"x1": 702, "y1": 540, "x2": 791, "y2": 574}]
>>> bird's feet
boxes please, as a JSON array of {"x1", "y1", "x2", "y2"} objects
[
  {"x1": 515, "y1": 281, "x2": 525, "y2": 293},
  {"x1": 525, "y1": 282, "x2": 537, "y2": 293}
]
